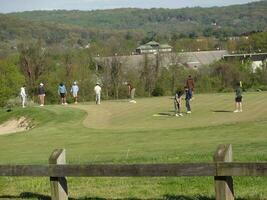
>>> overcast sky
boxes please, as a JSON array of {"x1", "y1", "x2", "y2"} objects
[{"x1": 0, "y1": 0, "x2": 261, "y2": 13}]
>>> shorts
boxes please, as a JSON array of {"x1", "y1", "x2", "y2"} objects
[
  {"x1": 60, "y1": 93, "x2": 66, "y2": 98},
  {"x1": 72, "y1": 92, "x2": 78, "y2": 97},
  {"x1": 235, "y1": 96, "x2": 242, "y2": 102}
]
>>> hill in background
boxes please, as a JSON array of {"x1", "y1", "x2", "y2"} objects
[{"x1": 0, "y1": 1, "x2": 266, "y2": 55}]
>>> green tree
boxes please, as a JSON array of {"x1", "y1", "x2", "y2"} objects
[{"x1": 0, "y1": 57, "x2": 25, "y2": 107}]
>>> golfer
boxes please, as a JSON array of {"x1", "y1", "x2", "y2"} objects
[
  {"x1": 94, "y1": 83, "x2": 101, "y2": 104},
  {"x1": 58, "y1": 83, "x2": 67, "y2": 105},
  {"x1": 38, "y1": 83, "x2": 45, "y2": 106},
  {"x1": 185, "y1": 86, "x2": 192, "y2": 114},
  {"x1": 71, "y1": 81, "x2": 79, "y2": 104},
  {"x1": 234, "y1": 81, "x2": 243, "y2": 113},
  {"x1": 186, "y1": 75, "x2": 195, "y2": 99},
  {"x1": 174, "y1": 88, "x2": 183, "y2": 117},
  {"x1": 20, "y1": 85, "x2": 27, "y2": 108},
  {"x1": 127, "y1": 83, "x2": 136, "y2": 103}
]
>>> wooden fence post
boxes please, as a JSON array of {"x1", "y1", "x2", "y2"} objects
[
  {"x1": 214, "y1": 144, "x2": 234, "y2": 200},
  {"x1": 49, "y1": 149, "x2": 68, "y2": 200}
]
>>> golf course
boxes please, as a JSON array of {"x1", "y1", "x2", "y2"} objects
[{"x1": 0, "y1": 92, "x2": 266, "y2": 200}]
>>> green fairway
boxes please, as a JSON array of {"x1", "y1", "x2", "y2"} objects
[{"x1": 0, "y1": 92, "x2": 267, "y2": 199}]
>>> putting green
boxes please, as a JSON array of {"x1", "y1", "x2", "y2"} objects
[{"x1": 72, "y1": 92, "x2": 267, "y2": 130}]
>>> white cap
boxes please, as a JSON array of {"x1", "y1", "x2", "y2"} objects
[
  {"x1": 40, "y1": 83, "x2": 44, "y2": 86},
  {"x1": 74, "y1": 81, "x2": 77, "y2": 85}
]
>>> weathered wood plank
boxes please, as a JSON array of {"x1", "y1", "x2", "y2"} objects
[
  {"x1": 217, "y1": 163, "x2": 267, "y2": 176},
  {"x1": 49, "y1": 149, "x2": 68, "y2": 200},
  {"x1": 0, "y1": 165, "x2": 49, "y2": 176},
  {"x1": 214, "y1": 144, "x2": 234, "y2": 200},
  {"x1": 0, "y1": 163, "x2": 266, "y2": 177},
  {"x1": 0, "y1": 163, "x2": 215, "y2": 177}
]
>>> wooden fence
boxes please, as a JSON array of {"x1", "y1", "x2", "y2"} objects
[{"x1": 0, "y1": 144, "x2": 266, "y2": 200}]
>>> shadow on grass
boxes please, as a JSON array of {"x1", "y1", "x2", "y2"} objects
[
  {"x1": 0, "y1": 192, "x2": 247, "y2": 200},
  {"x1": 212, "y1": 110, "x2": 233, "y2": 113},
  {"x1": 152, "y1": 112, "x2": 174, "y2": 117},
  {"x1": 157, "y1": 112, "x2": 173, "y2": 116}
]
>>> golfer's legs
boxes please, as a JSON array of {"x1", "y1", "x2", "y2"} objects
[
  {"x1": 22, "y1": 96, "x2": 26, "y2": 107},
  {"x1": 186, "y1": 100, "x2": 191, "y2": 111},
  {"x1": 174, "y1": 102, "x2": 178, "y2": 114},
  {"x1": 96, "y1": 93, "x2": 101, "y2": 104},
  {"x1": 178, "y1": 102, "x2": 181, "y2": 113},
  {"x1": 131, "y1": 88, "x2": 135, "y2": 100},
  {"x1": 39, "y1": 95, "x2": 43, "y2": 105},
  {"x1": 98, "y1": 93, "x2": 101, "y2": 104},
  {"x1": 42, "y1": 95, "x2": 45, "y2": 105}
]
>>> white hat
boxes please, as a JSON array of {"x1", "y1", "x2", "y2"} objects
[
  {"x1": 74, "y1": 81, "x2": 77, "y2": 85},
  {"x1": 40, "y1": 83, "x2": 44, "y2": 86}
]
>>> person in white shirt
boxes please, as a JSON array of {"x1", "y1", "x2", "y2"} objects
[
  {"x1": 20, "y1": 85, "x2": 27, "y2": 108},
  {"x1": 70, "y1": 81, "x2": 79, "y2": 104},
  {"x1": 94, "y1": 83, "x2": 101, "y2": 105}
]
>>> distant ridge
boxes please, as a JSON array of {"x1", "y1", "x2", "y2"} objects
[
  {"x1": 6, "y1": 1, "x2": 267, "y2": 32},
  {"x1": 0, "y1": 1, "x2": 266, "y2": 54}
]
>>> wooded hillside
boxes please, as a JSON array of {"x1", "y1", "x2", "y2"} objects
[{"x1": 0, "y1": 0, "x2": 266, "y2": 55}]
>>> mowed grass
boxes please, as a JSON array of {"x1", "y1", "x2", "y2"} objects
[{"x1": 0, "y1": 92, "x2": 267, "y2": 199}]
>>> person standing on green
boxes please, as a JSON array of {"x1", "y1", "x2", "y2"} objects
[
  {"x1": 127, "y1": 83, "x2": 136, "y2": 103},
  {"x1": 38, "y1": 83, "x2": 45, "y2": 107},
  {"x1": 20, "y1": 85, "x2": 27, "y2": 108},
  {"x1": 71, "y1": 81, "x2": 79, "y2": 104},
  {"x1": 186, "y1": 75, "x2": 195, "y2": 99},
  {"x1": 185, "y1": 86, "x2": 192, "y2": 114},
  {"x1": 234, "y1": 81, "x2": 243, "y2": 113},
  {"x1": 94, "y1": 83, "x2": 102, "y2": 105},
  {"x1": 58, "y1": 83, "x2": 68, "y2": 105}
]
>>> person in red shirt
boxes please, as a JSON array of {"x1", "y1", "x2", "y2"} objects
[
  {"x1": 127, "y1": 83, "x2": 136, "y2": 103},
  {"x1": 186, "y1": 75, "x2": 195, "y2": 98}
]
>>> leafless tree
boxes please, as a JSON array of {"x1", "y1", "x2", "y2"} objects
[
  {"x1": 110, "y1": 55, "x2": 124, "y2": 99},
  {"x1": 166, "y1": 52, "x2": 187, "y2": 93},
  {"x1": 140, "y1": 54, "x2": 157, "y2": 96},
  {"x1": 18, "y1": 41, "x2": 46, "y2": 96}
]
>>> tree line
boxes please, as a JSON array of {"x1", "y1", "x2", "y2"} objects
[{"x1": 1, "y1": 40, "x2": 266, "y2": 107}]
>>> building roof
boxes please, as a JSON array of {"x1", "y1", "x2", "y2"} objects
[
  {"x1": 136, "y1": 45, "x2": 154, "y2": 50},
  {"x1": 95, "y1": 50, "x2": 228, "y2": 70},
  {"x1": 136, "y1": 43, "x2": 172, "y2": 51},
  {"x1": 146, "y1": 41, "x2": 160, "y2": 46},
  {"x1": 159, "y1": 44, "x2": 172, "y2": 49}
]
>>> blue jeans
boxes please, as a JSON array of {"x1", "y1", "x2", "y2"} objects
[{"x1": 186, "y1": 99, "x2": 191, "y2": 111}]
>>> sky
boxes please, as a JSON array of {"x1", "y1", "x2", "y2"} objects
[{"x1": 0, "y1": 0, "x2": 261, "y2": 13}]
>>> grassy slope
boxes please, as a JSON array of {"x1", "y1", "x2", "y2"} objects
[{"x1": 0, "y1": 92, "x2": 266, "y2": 199}]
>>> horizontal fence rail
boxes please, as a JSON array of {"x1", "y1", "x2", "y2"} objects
[{"x1": 0, "y1": 163, "x2": 267, "y2": 177}]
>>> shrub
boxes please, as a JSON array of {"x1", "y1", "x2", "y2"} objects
[{"x1": 152, "y1": 86, "x2": 164, "y2": 96}]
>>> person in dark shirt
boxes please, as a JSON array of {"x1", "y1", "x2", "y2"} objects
[
  {"x1": 174, "y1": 88, "x2": 183, "y2": 117},
  {"x1": 38, "y1": 83, "x2": 45, "y2": 106},
  {"x1": 58, "y1": 83, "x2": 68, "y2": 105},
  {"x1": 234, "y1": 81, "x2": 243, "y2": 113}
]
